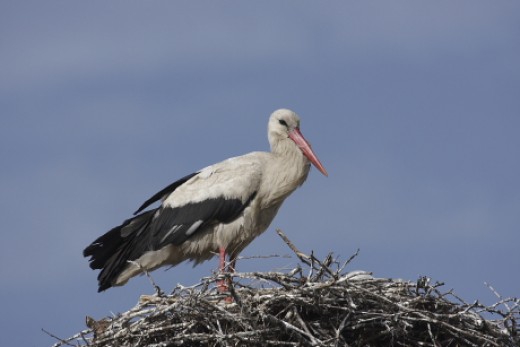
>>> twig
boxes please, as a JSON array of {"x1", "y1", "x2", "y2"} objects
[
  {"x1": 43, "y1": 328, "x2": 76, "y2": 347},
  {"x1": 128, "y1": 260, "x2": 164, "y2": 296},
  {"x1": 276, "y1": 229, "x2": 311, "y2": 266}
]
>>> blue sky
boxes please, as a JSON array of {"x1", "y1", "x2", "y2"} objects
[{"x1": 1, "y1": 1, "x2": 519, "y2": 345}]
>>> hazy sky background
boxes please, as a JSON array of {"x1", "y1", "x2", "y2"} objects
[{"x1": 1, "y1": 1, "x2": 519, "y2": 345}]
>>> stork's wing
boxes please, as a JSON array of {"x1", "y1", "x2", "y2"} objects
[{"x1": 145, "y1": 156, "x2": 263, "y2": 249}]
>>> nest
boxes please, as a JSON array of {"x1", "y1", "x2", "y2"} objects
[{"x1": 50, "y1": 230, "x2": 519, "y2": 347}]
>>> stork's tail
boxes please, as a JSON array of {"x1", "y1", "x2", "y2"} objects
[{"x1": 83, "y1": 209, "x2": 157, "y2": 292}]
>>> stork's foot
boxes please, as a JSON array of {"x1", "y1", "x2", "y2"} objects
[
  {"x1": 217, "y1": 278, "x2": 229, "y2": 293},
  {"x1": 217, "y1": 275, "x2": 235, "y2": 303}
]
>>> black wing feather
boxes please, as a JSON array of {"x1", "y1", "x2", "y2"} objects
[
  {"x1": 151, "y1": 191, "x2": 257, "y2": 247},
  {"x1": 83, "y1": 209, "x2": 157, "y2": 291},
  {"x1": 134, "y1": 172, "x2": 198, "y2": 215}
]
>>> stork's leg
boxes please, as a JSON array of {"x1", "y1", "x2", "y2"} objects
[
  {"x1": 219, "y1": 247, "x2": 227, "y2": 272},
  {"x1": 217, "y1": 247, "x2": 229, "y2": 293},
  {"x1": 217, "y1": 247, "x2": 238, "y2": 304}
]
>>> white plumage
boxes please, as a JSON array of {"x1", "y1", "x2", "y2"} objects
[{"x1": 84, "y1": 109, "x2": 327, "y2": 292}]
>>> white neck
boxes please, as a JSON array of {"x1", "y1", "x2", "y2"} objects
[{"x1": 260, "y1": 138, "x2": 311, "y2": 207}]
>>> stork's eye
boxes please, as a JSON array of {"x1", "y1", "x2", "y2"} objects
[{"x1": 278, "y1": 119, "x2": 288, "y2": 127}]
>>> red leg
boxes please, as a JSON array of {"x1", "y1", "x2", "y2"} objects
[
  {"x1": 217, "y1": 248, "x2": 237, "y2": 304},
  {"x1": 217, "y1": 247, "x2": 228, "y2": 293},
  {"x1": 219, "y1": 247, "x2": 227, "y2": 272}
]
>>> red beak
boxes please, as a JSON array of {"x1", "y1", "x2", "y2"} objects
[{"x1": 289, "y1": 128, "x2": 328, "y2": 177}]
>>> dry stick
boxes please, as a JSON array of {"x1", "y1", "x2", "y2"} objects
[
  {"x1": 334, "y1": 313, "x2": 350, "y2": 347},
  {"x1": 292, "y1": 306, "x2": 316, "y2": 340},
  {"x1": 78, "y1": 331, "x2": 90, "y2": 347},
  {"x1": 426, "y1": 322, "x2": 437, "y2": 347},
  {"x1": 128, "y1": 260, "x2": 164, "y2": 296},
  {"x1": 485, "y1": 281, "x2": 513, "y2": 313},
  {"x1": 276, "y1": 229, "x2": 311, "y2": 266},
  {"x1": 236, "y1": 254, "x2": 291, "y2": 261},
  {"x1": 43, "y1": 329, "x2": 75, "y2": 347},
  {"x1": 261, "y1": 312, "x2": 322, "y2": 347},
  {"x1": 338, "y1": 248, "x2": 360, "y2": 274},
  {"x1": 311, "y1": 252, "x2": 336, "y2": 280}
]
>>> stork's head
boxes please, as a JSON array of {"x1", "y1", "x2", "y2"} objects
[{"x1": 268, "y1": 109, "x2": 328, "y2": 176}]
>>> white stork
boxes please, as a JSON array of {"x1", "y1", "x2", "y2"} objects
[{"x1": 84, "y1": 109, "x2": 327, "y2": 292}]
